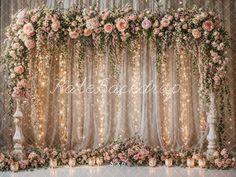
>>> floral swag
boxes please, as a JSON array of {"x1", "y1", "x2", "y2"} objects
[
  {"x1": 2, "y1": 5, "x2": 230, "y2": 145},
  {"x1": 1, "y1": 137, "x2": 236, "y2": 172}
]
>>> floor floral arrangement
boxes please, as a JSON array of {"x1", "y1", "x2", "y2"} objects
[{"x1": 0, "y1": 137, "x2": 235, "y2": 172}]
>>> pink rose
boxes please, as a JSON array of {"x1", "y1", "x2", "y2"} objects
[
  {"x1": 14, "y1": 65, "x2": 24, "y2": 74},
  {"x1": 51, "y1": 20, "x2": 61, "y2": 32},
  {"x1": 213, "y1": 75, "x2": 220, "y2": 85},
  {"x1": 160, "y1": 17, "x2": 170, "y2": 27},
  {"x1": 128, "y1": 15, "x2": 137, "y2": 21},
  {"x1": 12, "y1": 87, "x2": 25, "y2": 98},
  {"x1": 31, "y1": 15, "x2": 38, "y2": 22},
  {"x1": 94, "y1": 28, "x2": 102, "y2": 33},
  {"x1": 192, "y1": 29, "x2": 202, "y2": 39},
  {"x1": 116, "y1": 19, "x2": 128, "y2": 32},
  {"x1": 202, "y1": 20, "x2": 214, "y2": 32},
  {"x1": 17, "y1": 79, "x2": 28, "y2": 88},
  {"x1": 69, "y1": 31, "x2": 79, "y2": 39},
  {"x1": 23, "y1": 23, "x2": 34, "y2": 36},
  {"x1": 84, "y1": 28, "x2": 92, "y2": 36},
  {"x1": 141, "y1": 18, "x2": 152, "y2": 30},
  {"x1": 104, "y1": 23, "x2": 113, "y2": 33},
  {"x1": 24, "y1": 39, "x2": 36, "y2": 49}
]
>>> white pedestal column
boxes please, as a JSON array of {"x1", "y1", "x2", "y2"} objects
[
  {"x1": 13, "y1": 98, "x2": 25, "y2": 160},
  {"x1": 207, "y1": 92, "x2": 218, "y2": 157}
]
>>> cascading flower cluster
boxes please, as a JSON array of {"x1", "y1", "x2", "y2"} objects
[
  {"x1": 2, "y1": 5, "x2": 229, "y2": 100},
  {"x1": 0, "y1": 137, "x2": 235, "y2": 172}
]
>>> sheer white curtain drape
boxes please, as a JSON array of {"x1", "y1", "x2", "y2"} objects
[{"x1": 0, "y1": 0, "x2": 235, "y2": 151}]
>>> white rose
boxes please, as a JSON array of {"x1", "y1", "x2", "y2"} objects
[{"x1": 10, "y1": 73, "x2": 16, "y2": 78}]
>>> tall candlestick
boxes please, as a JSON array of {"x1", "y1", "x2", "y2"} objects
[
  {"x1": 13, "y1": 98, "x2": 25, "y2": 160},
  {"x1": 207, "y1": 92, "x2": 217, "y2": 157}
]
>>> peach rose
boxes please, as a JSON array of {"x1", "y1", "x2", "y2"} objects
[
  {"x1": 84, "y1": 28, "x2": 92, "y2": 36},
  {"x1": 192, "y1": 29, "x2": 202, "y2": 39},
  {"x1": 23, "y1": 23, "x2": 34, "y2": 36},
  {"x1": 14, "y1": 65, "x2": 24, "y2": 74},
  {"x1": 51, "y1": 20, "x2": 61, "y2": 32},
  {"x1": 104, "y1": 23, "x2": 113, "y2": 33},
  {"x1": 116, "y1": 19, "x2": 128, "y2": 32},
  {"x1": 69, "y1": 31, "x2": 79, "y2": 39},
  {"x1": 24, "y1": 39, "x2": 36, "y2": 49},
  {"x1": 202, "y1": 20, "x2": 214, "y2": 32},
  {"x1": 141, "y1": 18, "x2": 152, "y2": 30}
]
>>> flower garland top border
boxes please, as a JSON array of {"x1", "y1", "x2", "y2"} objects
[{"x1": 3, "y1": 5, "x2": 229, "y2": 98}]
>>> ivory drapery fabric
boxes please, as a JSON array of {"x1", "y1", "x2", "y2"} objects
[{"x1": 0, "y1": 0, "x2": 235, "y2": 151}]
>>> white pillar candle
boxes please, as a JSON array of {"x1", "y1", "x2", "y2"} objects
[
  {"x1": 88, "y1": 157, "x2": 96, "y2": 166},
  {"x1": 10, "y1": 162, "x2": 19, "y2": 172},
  {"x1": 198, "y1": 158, "x2": 206, "y2": 168},
  {"x1": 148, "y1": 158, "x2": 157, "y2": 167},
  {"x1": 68, "y1": 158, "x2": 76, "y2": 167},
  {"x1": 187, "y1": 158, "x2": 195, "y2": 168},
  {"x1": 96, "y1": 157, "x2": 104, "y2": 166},
  {"x1": 165, "y1": 158, "x2": 173, "y2": 167},
  {"x1": 49, "y1": 159, "x2": 58, "y2": 168}
]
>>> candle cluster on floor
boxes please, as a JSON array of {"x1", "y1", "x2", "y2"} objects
[{"x1": 0, "y1": 137, "x2": 235, "y2": 172}]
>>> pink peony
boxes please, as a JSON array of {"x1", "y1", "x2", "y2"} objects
[
  {"x1": 84, "y1": 28, "x2": 92, "y2": 36},
  {"x1": 104, "y1": 23, "x2": 113, "y2": 33},
  {"x1": 116, "y1": 19, "x2": 128, "y2": 32},
  {"x1": 51, "y1": 20, "x2": 61, "y2": 32},
  {"x1": 14, "y1": 65, "x2": 24, "y2": 74},
  {"x1": 141, "y1": 18, "x2": 152, "y2": 30},
  {"x1": 192, "y1": 29, "x2": 202, "y2": 39},
  {"x1": 202, "y1": 20, "x2": 214, "y2": 32},
  {"x1": 23, "y1": 23, "x2": 34, "y2": 36},
  {"x1": 69, "y1": 31, "x2": 79, "y2": 39},
  {"x1": 160, "y1": 17, "x2": 170, "y2": 27},
  {"x1": 24, "y1": 39, "x2": 36, "y2": 49}
]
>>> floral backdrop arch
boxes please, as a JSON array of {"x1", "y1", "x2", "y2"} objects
[{"x1": 3, "y1": 5, "x2": 230, "y2": 146}]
